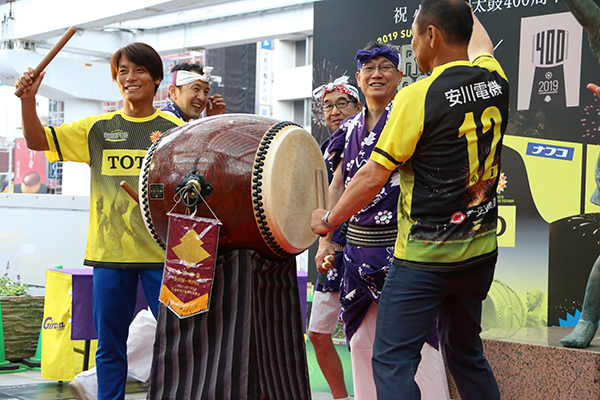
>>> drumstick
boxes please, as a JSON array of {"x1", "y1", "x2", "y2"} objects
[
  {"x1": 322, "y1": 254, "x2": 335, "y2": 270},
  {"x1": 120, "y1": 180, "x2": 139, "y2": 204},
  {"x1": 315, "y1": 168, "x2": 326, "y2": 209},
  {"x1": 315, "y1": 168, "x2": 328, "y2": 238},
  {"x1": 14, "y1": 27, "x2": 77, "y2": 97},
  {"x1": 316, "y1": 168, "x2": 333, "y2": 268}
]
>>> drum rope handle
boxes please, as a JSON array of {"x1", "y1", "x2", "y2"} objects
[
  {"x1": 194, "y1": 189, "x2": 220, "y2": 222},
  {"x1": 170, "y1": 186, "x2": 221, "y2": 224}
]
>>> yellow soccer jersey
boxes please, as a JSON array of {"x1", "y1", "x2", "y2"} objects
[
  {"x1": 371, "y1": 54, "x2": 509, "y2": 271},
  {"x1": 45, "y1": 109, "x2": 183, "y2": 269}
]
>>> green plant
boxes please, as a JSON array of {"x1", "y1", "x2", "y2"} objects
[{"x1": 0, "y1": 261, "x2": 29, "y2": 296}]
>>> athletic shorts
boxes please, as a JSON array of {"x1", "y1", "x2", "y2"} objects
[{"x1": 308, "y1": 290, "x2": 341, "y2": 335}]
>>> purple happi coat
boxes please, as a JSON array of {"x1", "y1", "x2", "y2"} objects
[{"x1": 327, "y1": 102, "x2": 400, "y2": 347}]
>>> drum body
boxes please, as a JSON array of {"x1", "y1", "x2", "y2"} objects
[{"x1": 139, "y1": 114, "x2": 326, "y2": 260}]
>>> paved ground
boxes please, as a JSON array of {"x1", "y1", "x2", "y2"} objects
[
  {"x1": 0, "y1": 368, "x2": 338, "y2": 400},
  {"x1": 0, "y1": 337, "x2": 353, "y2": 399}
]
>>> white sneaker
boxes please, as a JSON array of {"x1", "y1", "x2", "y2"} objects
[{"x1": 69, "y1": 380, "x2": 90, "y2": 400}]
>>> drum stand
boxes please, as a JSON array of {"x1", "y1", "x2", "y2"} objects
[{"x1": 147, "y1": 249, "x2": 311, "y2": 400}]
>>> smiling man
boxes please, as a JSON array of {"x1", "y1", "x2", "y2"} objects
[
  {"x1": 160, "y1": 62, "x2": 226, "y2": 121},
  {"x1": 15, "y1": 42, "x2": 184, "y2": 400}
]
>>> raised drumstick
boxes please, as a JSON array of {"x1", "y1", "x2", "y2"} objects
[
  {"x1": 120, "y1": 180, "x2": 139, "y2": 204},
  {"x1": 14, "y1": 27, "x2": 77, "y2": 97}
]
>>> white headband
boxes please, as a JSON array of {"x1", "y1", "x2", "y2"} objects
[{"x1": 172, "y1": 68, "x2": 222, "y2": 86}]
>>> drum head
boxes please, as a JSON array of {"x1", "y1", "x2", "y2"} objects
[{"x1": 252, "y1": 123, "x2": 327, "y2": 256}]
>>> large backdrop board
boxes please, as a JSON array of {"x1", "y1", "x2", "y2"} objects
[{"x1": 311, "y1": 0, "x2": 600, "y2": 337}]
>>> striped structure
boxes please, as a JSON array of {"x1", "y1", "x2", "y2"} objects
[{"x1": 148, "y1": 249, "x2": 311, "y2": 400}]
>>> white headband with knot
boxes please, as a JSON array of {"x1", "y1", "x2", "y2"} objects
[
  {"x1": 198, "y1": 67, "x2": 222, "y2": 84},
  {"x1": 172, "y1": 67, "x2": 222, "y2": 86}
]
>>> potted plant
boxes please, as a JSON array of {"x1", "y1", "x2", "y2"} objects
[{"x1": 0, "y1": 261, "x2": 44, "y2": 362}]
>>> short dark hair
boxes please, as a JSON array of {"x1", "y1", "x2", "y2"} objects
[
  {"x1": 110, "y1": 42, "x2": 164, "y2": 94},
  {"x1": 171, "y1": 62, "x2": 204, "y2": 76},
  {"x1": 416, "y1": 0, "x2": 473, "y2": 47}
]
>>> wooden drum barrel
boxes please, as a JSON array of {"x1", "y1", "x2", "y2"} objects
[{"x1": 139, "y1": 114, "x2": 327, "y2": 260}]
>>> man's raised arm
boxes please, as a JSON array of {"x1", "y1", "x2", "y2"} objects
[
  {"x1": 15, "y1": 68, "x2": 50, "y2": 151},
  {"x1": 468, "y1": 8, "x2": 494, "y2": 61}
]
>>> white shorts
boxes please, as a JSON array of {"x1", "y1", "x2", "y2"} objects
[{"x1": 308, "y1": 290, "x2": 341, "y2": 335}]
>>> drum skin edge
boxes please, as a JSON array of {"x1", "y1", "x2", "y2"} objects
[{"x1": 250, "y1": 121, "x2": 326, "y2": 258}]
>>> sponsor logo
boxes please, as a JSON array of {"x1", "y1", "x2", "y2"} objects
[
  {"x1": 150, "y1": 131, "x2": 162, "y2": 142},
  {"x1": 102, "y1": 149, "x2": 148, "y2": 176},
  {"x1": 43, "y1": 317, "x2": 66, "y2": 331},
  {"x1": 445, "y1": 80, "x2": 503, "y2": 107},
  {"x1": 103, "y1": 130, "x2": 129, "y2": 141},
  {"x1": 450, "y1": 199, "x2": 500, "y2": 225},
  {"x1": 526, "y1": 142, "x2": 574, "y2": 161},
  {"x1": 450, "y1": 212, "x2": 466, "y2": 225},
  {"x1": 465, "y1": 197, "x2": 497, "y2": 219}
]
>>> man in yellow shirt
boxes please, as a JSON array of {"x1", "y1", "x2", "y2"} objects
[{"x1": 15, "y1": 42, "x2": 184, "y2": 400}]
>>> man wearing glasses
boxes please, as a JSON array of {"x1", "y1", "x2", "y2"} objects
[
  {"x1": 310, "y1": 76, "x2": 362, "y2": 400},
  {"x1": 315, "y1": 43, "x2": 449, "y2": 400},
  {"x1": 317, "y1": 77, "x2": 363, "y2": 133}
]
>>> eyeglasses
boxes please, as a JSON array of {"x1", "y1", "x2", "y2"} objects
[
  {"x1": 360, "y1": 64, "x2": 397, "y2": 75},
  {"x1": 323, "y1": 99, "x2": 358, "y2": 112}
]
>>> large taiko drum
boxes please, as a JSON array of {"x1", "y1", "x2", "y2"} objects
[{"x1": 139, "y1": 114, "x2": 327, "y2": 260}]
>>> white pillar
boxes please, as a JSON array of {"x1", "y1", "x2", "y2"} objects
[{"x1": 60, "y1": 99, "x2": 103, "y2": 196}]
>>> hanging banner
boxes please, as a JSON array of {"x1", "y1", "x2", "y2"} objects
[{"x1": 160, "y1": 214, "x2": 221, "y2": 318}]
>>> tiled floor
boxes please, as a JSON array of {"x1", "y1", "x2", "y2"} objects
[{"x1": 0, "y1": 367, "x2": 339, "y2": 400}]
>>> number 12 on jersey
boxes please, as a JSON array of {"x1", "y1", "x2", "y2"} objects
[{"x1": 458, "y1": 106, "x2": 502, "y2": 186}]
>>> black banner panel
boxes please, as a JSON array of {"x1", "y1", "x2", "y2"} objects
[{"x1": 311, "y1": 0, "x2": 600, "y2": 337}]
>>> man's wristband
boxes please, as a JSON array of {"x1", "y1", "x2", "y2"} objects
[{"x1": 321, "y1": 210, "x2": 340, "y2": 230}]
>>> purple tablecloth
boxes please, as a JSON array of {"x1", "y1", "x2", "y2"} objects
[{"x1": 51, "y1": 268, "x2": 148, "y2": 340}]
